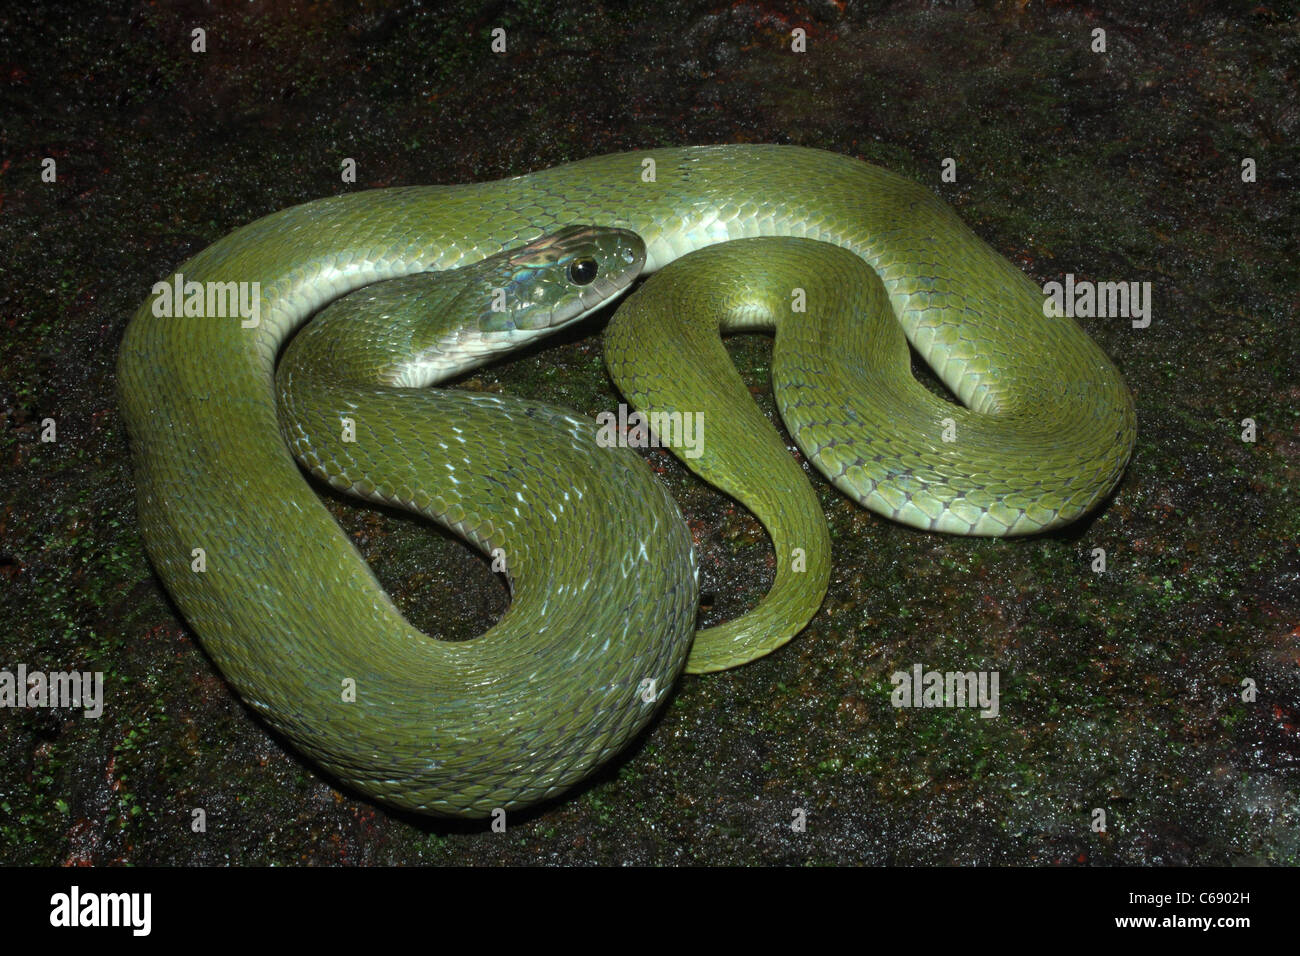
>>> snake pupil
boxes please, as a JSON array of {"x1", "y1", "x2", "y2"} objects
[{"x1": 568, "y1": 257, "x2": 598, "y2": 285}]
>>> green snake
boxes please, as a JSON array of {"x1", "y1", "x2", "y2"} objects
[{"x1": 118, "y1": 145, "x2": 1136, "y2": 817}]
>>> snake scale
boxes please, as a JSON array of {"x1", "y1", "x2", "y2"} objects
[{"x1": 118, "y1": 145, "x2": 1136, "y2": 817}]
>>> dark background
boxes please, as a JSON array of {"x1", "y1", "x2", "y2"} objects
[{"x1": 1, "y1": 0, "x2": 1296, "y2": 865}]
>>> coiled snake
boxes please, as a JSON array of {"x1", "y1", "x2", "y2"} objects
[{"x1": 118, "y1": 146, "x2": 1136, "y2": 817}]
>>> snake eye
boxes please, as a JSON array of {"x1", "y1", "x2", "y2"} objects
[{"x1": 568, "y1": 257, "x2": 598, "y2": 285}]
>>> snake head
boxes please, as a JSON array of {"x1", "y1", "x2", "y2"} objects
[{"x1": 471, "y1": 225, "x2": 646, "y2": 333}]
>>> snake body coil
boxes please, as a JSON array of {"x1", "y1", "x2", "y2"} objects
[{"x1": 118, "y1": 146, "x2": 1136, "y2": 816}]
